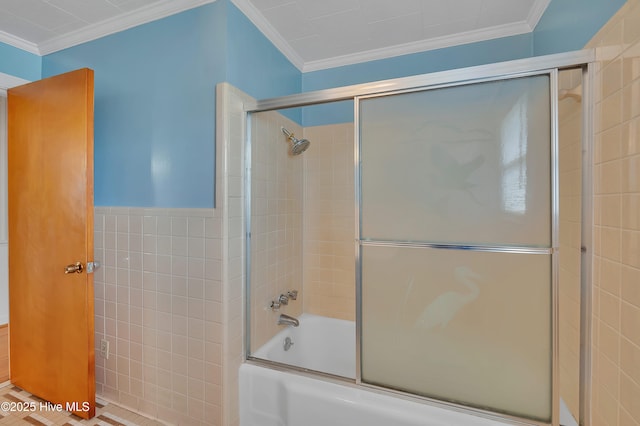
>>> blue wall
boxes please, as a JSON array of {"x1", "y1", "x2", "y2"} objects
[
  {"x1": 42, "y1": 0, "x2": 301, "y2": 208},
  {"x1": 0, "y1": 41, "x2": 41, "y2": 81},
  {"x1": 533, "y1": 0, "x2": 626, "y2": 55},
  {"x1": 43, "y1": 3, "x2": 226, "y2": 208}
]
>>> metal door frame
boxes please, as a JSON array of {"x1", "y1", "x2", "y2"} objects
[{"x1": 354, "y1": 68, "x2": 558, "y2": 426}]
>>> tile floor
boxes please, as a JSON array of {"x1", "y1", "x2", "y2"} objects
[{"x1": 0, "y1": 385, "x2": 164, "y2": 425}]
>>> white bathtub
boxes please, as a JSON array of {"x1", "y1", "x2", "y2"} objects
[
  {"x1": 251, "y1": 313, "x2": 355, "y2": 378},
  {"x1": 240, "y1": 314, "x2": 513, "y2": 426}
]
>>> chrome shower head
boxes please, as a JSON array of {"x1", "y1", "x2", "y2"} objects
[
  {"x1": 290, "y1": 137, "x2": 310, "y2": 155},
  {"x1": 281, "y1": 127, "x2": 310, "y2": 155}
]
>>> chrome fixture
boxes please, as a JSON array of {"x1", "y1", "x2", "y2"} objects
[
  {"x1": 269, "y1": 291, "x2": 299, "y2": 310},
  {"x1": 281, "y1": 127, "x2": 310, "y2": 155},
  {"x1": 283, "y1": 336, "x2": 294, "y2": 351},
  {"x1": 269, "y1": 295, "x2": 289, "y2": 310},
  {"x1": 65, "y1": 260, "x2": 101, "y2": 274},
  {"x1": 277, "y1": 314, "x2": 299, "y2": 327},
  {"x1": 278, "y1": 294, "x2": 290, "y2": 305}
]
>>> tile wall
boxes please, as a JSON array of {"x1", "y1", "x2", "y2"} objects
[
  {"x1": 94, "y1": 207, "x2": 224, "y2": 426},
  {"x1": 247, "y1": 115, "x2": 357, "y2": 343},
  {"x1": 302, "y1": 123, "x2": 356, "y2": 321},
  {"x1": 248, "y1": 111, "x2": 304, "y2": 351},
  {"x1": 216, "y1": 83, "x2": 249, "y2": 426},
  {"x1": 586, "y1": 1, "x2": 640, "y2": 424}
]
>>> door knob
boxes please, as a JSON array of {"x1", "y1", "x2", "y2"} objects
[{"x1": 64, "y1": 262, "x2": 84, "y2": 274}]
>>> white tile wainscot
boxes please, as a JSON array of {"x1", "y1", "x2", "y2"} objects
[{"x1": 94, "y1": 207, "x2": 224, "y2": 425}]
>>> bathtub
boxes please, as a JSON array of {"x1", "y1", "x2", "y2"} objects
[
  {"x1": 251, "y1": 313, "x2": 355, "y2": 378},
  {"x1": 240, "y1": 314, "x2": 514, "y2": 426}
]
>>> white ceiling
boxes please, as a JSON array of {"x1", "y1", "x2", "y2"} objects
[{"x1": 0, "y1": 0, "x2": 551, "y2": 72}]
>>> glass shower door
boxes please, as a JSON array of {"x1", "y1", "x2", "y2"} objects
[{"x1": 358, "y1": 73, "x2": 555, "y2": 422}]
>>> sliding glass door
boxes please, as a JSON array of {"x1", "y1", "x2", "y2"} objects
[{"x1": 358, "y1": 73, "x2": 556, "y2": 422}]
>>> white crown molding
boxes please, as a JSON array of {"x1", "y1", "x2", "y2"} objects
[
  {"x1": 0, "y1": 0, "x2": 550, "y2": 74},
  {"x1": 0, "y1": 30, "x2": 40, "y2": 55},
  {"x1": 232, "y1": 0, "x2": 549, "y2": 73},
  {"x1": 527, "y1": 0, "x2": 552, "y2": 29},
  {"x1": 302, "y1": 21, "x2": 533, "y2": 72},
  {"x1": 230, "y1": 0, "x2": 305, "y2": 71},
  {"x1": 38, "y1": 0, "x2": 216, "y2": 55}
]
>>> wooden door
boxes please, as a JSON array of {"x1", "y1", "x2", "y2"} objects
[{"x1": 7, "y1": 68, "x2": 95, "y2": 419}]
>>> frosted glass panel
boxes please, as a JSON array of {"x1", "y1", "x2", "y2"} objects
[
  {"x1": 361, "y1": 245, "x2": 552, "y2": 421},
  {"x1": 360, "y1": 75, "x2": 551, "y2": 247}
]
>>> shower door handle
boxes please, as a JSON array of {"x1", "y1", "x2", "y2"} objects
[{"x1": 64, "y1": 262, "x2": 84, "y2": 274}]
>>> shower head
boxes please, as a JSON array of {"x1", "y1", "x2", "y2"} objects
[{"x1": 281, "y1": 127, "x2": 310, "y2": 155}]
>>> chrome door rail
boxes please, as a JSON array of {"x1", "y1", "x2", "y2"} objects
[
  {"x1": 360, "y1": 240, "x2": 554, "y2": 255},
  {"x1": 246, "y1": 50, "x2": 594, "y2": 113}
]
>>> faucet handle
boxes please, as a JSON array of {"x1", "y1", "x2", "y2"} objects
[
  {"x1": 278, "y1": 294, "x2": 289, "y2": 305},
  {"x1": 269, "y1": 300, "x2": 281, "y2": 310},
  {"x1": 287, "y1": 290, "x2": 298, "y2": 300}
]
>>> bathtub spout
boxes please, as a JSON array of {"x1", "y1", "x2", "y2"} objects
[{"x1": 277, "y1": 314, "x2": 299, "y2": 327}]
